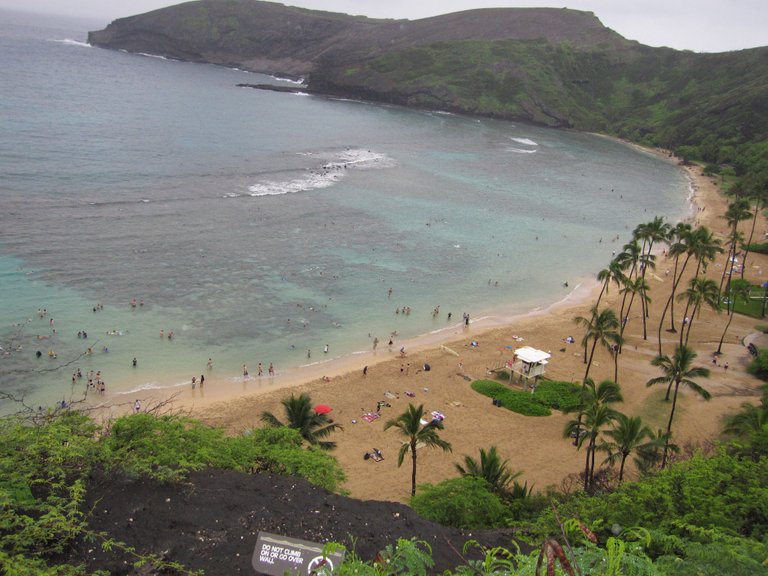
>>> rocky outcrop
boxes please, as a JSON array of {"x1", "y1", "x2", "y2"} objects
[
  {"x1": 88, "y1": 1, "x2": 768, "y2": 142},
  {"x1": 88, "y1": 1, "x2": 631, "y2": 78}
]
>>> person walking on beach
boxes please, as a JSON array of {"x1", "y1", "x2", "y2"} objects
[
  {"x1": 243, "y1": 364, "x2": 249, "y2": 377},
  {"x1": 192, "y1": 376, "x2": 196, "y2": 389},
  {"x1": 199, "y1": 374, "x2": 204, "y2": 387},
  {"x1": 324, "y1": 344, "x2": 329, "y2": 354},
  {"x1": 134, "y1": 399, "x2": 141, "y2": 413},
  {"x1": 373, "y1": 337, "x2": 379, "y2": 350},
  {"x1": 268, "y1": 362, "x2": 274, "y2": 376},
  {"x1": 207, "y1": 357, "x2": 213, "y2": 369},
  {"x1": 258, "y1": 362, "x2": 263, "y2": 376}
]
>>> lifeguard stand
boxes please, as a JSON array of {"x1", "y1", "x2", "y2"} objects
[{"x1": 506, "y1": 346, "x2": 550, "y2": 389}]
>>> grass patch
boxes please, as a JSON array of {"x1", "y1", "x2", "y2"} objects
[
  {"x1": 729, "y1": 288, "x2": 767, "y2": 318},
  {"x1": 471, "y1": 379, "x2": 581, "y2": 417},
  {"x1": 533, "y1": 380, "x2": 583, "y2": 412}
]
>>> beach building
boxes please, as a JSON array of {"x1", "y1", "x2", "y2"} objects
[{"x1": 506, "y1": 346, "x2": 551, "y2": 389}]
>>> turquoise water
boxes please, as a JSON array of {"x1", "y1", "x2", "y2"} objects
[{"x1": 0, "y1": 10, "x2": 690, "y2": 410}]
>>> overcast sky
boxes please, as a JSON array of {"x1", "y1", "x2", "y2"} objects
[{"x1": 2, "y1": 0, "x2": 765, "y2": 53}]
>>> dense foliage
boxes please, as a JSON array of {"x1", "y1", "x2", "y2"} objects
[
  {"x1": 410, "y1": 476, "x2": 510, "y2": 529},
  {"x1": 0, "y1": 410, "x2": 345, "y2": 574},
  {"x1": 471, "y1": 379, "x2": 581, "y2": 416}
]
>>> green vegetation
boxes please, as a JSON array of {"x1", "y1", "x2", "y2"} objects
[
  {"x1": 260, "y1": 391, "x2": 343, "y2": 450},
  {"x1": 93, "y1": 3, "x2": 768, "y2": 198},
  {"x1": 384, "y1": 403, "x2": 452, "y2": 497},
  {"x1": 471, "y1": 379, "x2": 582, "y2": 416},
  {"x1": 748, "y1": 349, "x2": 768, "y2": 380},
  {"x1": 0, "y1": 409, "x2": 345, "y2": 574},
  {"x1": 410, "y1": 476, "x2": 509, "y2": 529}
]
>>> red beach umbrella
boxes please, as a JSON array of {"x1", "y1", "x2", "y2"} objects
[{"x1": 314, "y1": 404, "x2": 333, "y2": 414}]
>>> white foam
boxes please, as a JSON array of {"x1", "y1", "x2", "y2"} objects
[
  {"x1": 137, "y1": 52, "x2": 171, "y2": 61},
  {"x1": 272, "y1": 76, "x2": 305, "y2": 85},
  {"x1": 247, "y1": 148, "x2": 395, "y2": 197},
  {"x1": 507, "y1": 147, "x2": 538, "y2": 154},
  {"x1": 114, "y1": 380, "x2": 187, "y2": 395},
  {"x1": 51, "y1": 38, "x2": 91, "y2": 48},
  {"x1": 511, "y1": 137, "x2": 538, "y2": 146}
]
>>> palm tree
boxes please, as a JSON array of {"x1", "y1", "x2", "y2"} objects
[
  {"x1": 618, "y1": 276, "x2": 649, "y2": 348},
  {"x1": 719, "y1": 198, "x2": 751, "y2": 293},
  {"x1": 564, "y1": 378, "x2": 623, "y2": 492},
  {"x1": 739, "y1": 181, "x2": 768, "y2": 280},
  {"x1": 574, "y1": 306, "x2": 622, "y2": 382},
  {"x1": 646, "y1": 345, "x2": 711, "y2": 468},
  {"x1": 455, "y1": 446, "x2": 522, "y2": 495},
  {"x1": 634, "y1": 217, "x2": 668, "y2": 320},
  {"x1": 615, "y1": 239, "x2": 642, "y2": 330},
  {"x1": 594, "y1": 259, "x2": 626, "y2": 311},
  {"x1": 659, "y1": 223, "x2": 692, "y2": 337},
  {"x1": 603, "y1": 413, "x2": 653, "y2": 483},
  {"x1": 260, "y1": 393, "x2": 342, "y2": 450},
  {"x1": 384, "y1": 403, "x2": 452, "y2": 496},
  {"x1": 723, "y1": 395, "x2": 768, "y2": 460},
  {"x1": 634, "y1": 428, "x2": 678, "y2": 475},
  {"x1": 677, "y1": 277, "x2": 721, "y2": 347},
  {"x1": 716, "y1": 278, "x2": 752, "y2": 355}
]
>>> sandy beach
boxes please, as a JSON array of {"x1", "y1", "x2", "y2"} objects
[{"x1": 125, "y1": 154, "x2": 766, "y2": 504}]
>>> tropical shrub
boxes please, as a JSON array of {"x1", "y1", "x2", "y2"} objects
[
  {"x1": 471, "y1": 380, "x2": 549, "y2": 416},
  {"x1": 100, "y1": 413, "x2": 346, "y2": 491},
  {"x1": 558, "y1": 451, "x2": 768, "y2": 540},
  {"x1": 533, "y1": 380, "x2": 583, "y2": 412},
  {"x1": 472, "y1": 379, "x2": 581, "y2": 416},
  {"x1": 410, "y1": 476, "x2": 509, "y2": 529},
  {"x1": 747, "y1": 348, "x2": 768, "y2": 380}
]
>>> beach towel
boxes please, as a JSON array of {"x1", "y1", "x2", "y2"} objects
[
  {"x1": 384, "y1": 391, "x2": 398, "y2": 400},
  {"x1": 362, "y1": 412, "x2": 380, "y2": 423},
  {"x1": 405, "y1": 391, "x2": 416, "y2": 397}
]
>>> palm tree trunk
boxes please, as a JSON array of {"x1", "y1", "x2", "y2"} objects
[
  {"x1": 684, "y1": 302, "x2": 700, "y2": 344},
  {"x1": 678, "y1": 295, "x2": 695, "y2": 349},
  {"x1": 619, "y1": 290, "x2": 637, "y2": 353},
  {"x1": 662, "y1": 382, "x2": 680, "y2": 468},
  {"x1": 668, "y1": 255, "x2": 687, "y2": 331},
  {"x1": 741, "y1": 198, "x2": 760, "y2": 280},
  {"x1": 583, "y1": 443, "x2": 591, "y2": 492},
  {"x1": 658, "y1": 254, "x2": 687, "y2": 355},
  {"x1": 618, "y1": 453, "x2": 627, "y2": 483},
  {"x1": 594, "y1": 278, "x2": 609, "y2": 311},
  {"x1": 716, "y1": 302, "x2": 736, "y2": 355},
  {"x1": 613, "y1": 349, "x2": 619, "y2": 384},
  {"x1": 719, "y1": 239, "x2": 736, "y2": 294},
  {"x1": 410, "y1": 441, "x2": 418, "y2": 497},
  {"x1": 584, "y1": 338, "x2": 599, "y2": 381}
]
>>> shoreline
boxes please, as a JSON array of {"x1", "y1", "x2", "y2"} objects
[
  {"x1": 84, "y1": 147, "x2": 765, "y2": 505},
  {"x1": 92, "y1": 275, "x2": 600, "y2": 417},
  {"x1": 105, "y1": 139, "x2": 684, "y2": 414}
]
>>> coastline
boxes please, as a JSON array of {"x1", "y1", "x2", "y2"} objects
[{"x1": 91, "y1": 150, "x2": 764, "y2": 504}]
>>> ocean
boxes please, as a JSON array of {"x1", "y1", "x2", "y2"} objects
[{"x1": 0, "y1": 10, "x2": 690, "y2": 411}]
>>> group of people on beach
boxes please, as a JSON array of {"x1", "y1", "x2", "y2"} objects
[{"x1": 242, "y1": 362, "x2": 275, "y2": 378}]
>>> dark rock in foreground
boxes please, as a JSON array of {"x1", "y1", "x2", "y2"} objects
[{"x1": 63, "y1": 468, "x2": 525, "y2": 575}]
